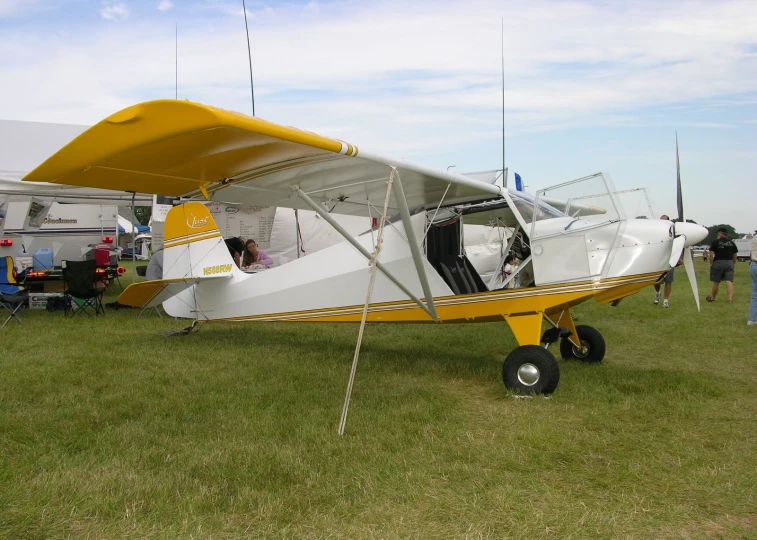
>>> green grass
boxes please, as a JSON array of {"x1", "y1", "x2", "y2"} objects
[{"x1": 1, "y1": 261, "x2": 756, "y2": 538}]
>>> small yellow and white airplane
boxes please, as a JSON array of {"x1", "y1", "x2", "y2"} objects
[{"x1": 24, "y1": 100, "x2": 708, "y2": 396}]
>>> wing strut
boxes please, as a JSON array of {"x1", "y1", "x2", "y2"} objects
[
  {"x1": 390, "y1": 171, "x2": 438, "y2": 321},
  {"x1": 293, "y1": 186, "x2": 436, "y2": 321}
]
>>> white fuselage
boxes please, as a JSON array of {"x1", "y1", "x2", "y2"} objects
[{"x1": 162, "y1": 212, "x2": 705, "y2": 321}]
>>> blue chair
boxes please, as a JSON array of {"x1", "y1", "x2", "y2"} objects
[{"x1": 0, "y1": 256, "x2": 28, "y2": 328}]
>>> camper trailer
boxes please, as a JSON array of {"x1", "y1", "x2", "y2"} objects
[
  {"x1": 735, "y1": 236, "x2": 754, "y2": 262},
  {"x1": 0, "y1": 200, "x2": 119, "y2": 265}
]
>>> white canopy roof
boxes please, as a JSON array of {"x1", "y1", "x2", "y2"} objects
[{"x1": 0, "y1": 119, "x2": 152, "y2": 204}]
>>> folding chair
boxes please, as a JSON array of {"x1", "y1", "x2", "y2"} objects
[
  {"x1": 1, "y1": 256, "x2": 28, "y2": 328},
  {"x1": 62, "y1": 259, "x2": 105, "y2": 317}
]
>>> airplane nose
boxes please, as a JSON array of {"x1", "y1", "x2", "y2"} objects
[{"x1": 675, "y1": 222, "x2": 708, "y2": 246}]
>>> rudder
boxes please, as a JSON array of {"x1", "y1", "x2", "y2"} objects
[{"x1": 162, "y1": 202, "x2": 237, "y2": 280}]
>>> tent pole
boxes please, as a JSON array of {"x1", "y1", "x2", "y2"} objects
[{"x1": 130, "y1": 191, "x2": 136, "y2": 284}]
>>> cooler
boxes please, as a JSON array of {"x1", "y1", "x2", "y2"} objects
[
  {"x1": 92, "y1": 244, "x2": 111, "y2": 267},
  {"x1": 32, "y1": 248, "x2": 54, "y2": 270}
]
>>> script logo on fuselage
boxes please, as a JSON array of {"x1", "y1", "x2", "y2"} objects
[
  {"x1": 203, "y1": 264, "x2": 232, "y2": 276},
  {"x1": 186, "y1": 214, "x2": 210, "y2": 229}
]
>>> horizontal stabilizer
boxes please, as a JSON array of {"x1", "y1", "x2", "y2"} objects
[{"x1": 117, "y1": 278, "x2": 197, "y2": 309}]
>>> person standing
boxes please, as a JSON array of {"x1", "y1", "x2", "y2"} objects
[
  {"x1": 706, "y1": 227, "x2": 738, "y2": 304},
  {"x1": 653, "y1": 215, "x2": 676, "y2": 308},
  {"x1": 749, "y1": 232, "x2": 757, "y2": 326}
]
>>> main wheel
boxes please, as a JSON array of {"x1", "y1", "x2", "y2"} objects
[
  {"x1": 559, "y1": 325, "x2": 605, "y2": 363},
  {"x1": 502, "y1": 345, "x2": 560, "y2": 395}
]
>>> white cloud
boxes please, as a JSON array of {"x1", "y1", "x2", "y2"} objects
[
  {"x1": 157, "y1": 0, "x2": 174, "y2": 12},
  {"x1": 100, "y1": 1, "x2": 129, "y2": 21},
  {"x1": 0, "y1": 0, "x2": 40, "y2": 18},
  {"x1": 0, "y1": 0, "x2": 756, "y2": 230},
  {"x1": 2, "y1": 0, "x2": 755, "y2": 128}
]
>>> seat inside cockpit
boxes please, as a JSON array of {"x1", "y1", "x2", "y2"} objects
[{"x1": 425, "y1": 217, "x2": 488, "y2": 295}]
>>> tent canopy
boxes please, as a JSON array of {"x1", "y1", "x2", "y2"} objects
[
  {"x1": 0, "y1": 119, "x2": 152, "y2": 204},
  {"x1": 117, "y1": 215, "x2": 149, "y2": 234}
]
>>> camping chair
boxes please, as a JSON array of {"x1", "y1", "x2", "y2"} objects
[
  {"x1": 1, "y1": 256, "x2": 28, "y2": 328},
  {"x1": 62, "y1": 259, "x2": 105, "y2": 317}
]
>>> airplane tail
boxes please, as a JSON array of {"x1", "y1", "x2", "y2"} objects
[
  {"x1": 117, "y1": 202, "x2": 237, "y2": 309},
  {"x1": 161, "y1": 202, "x2": 236, "y2": 280}
]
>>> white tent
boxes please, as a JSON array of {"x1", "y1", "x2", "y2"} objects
[{"x1": 0, "y1": 119, "x2": 152, "y2": 204}]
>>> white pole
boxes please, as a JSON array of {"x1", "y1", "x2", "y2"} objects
[{"x1": 131, "y1": 192, "x2": 136, "y2": 284}]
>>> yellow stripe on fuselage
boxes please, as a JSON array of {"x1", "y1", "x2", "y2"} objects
[{"x1": 219, "y1": 272, "x2": 661, "y2": 324}]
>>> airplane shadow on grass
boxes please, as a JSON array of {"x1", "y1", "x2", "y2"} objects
[
  {"x1": 141, "y1": 321, "x2": 738, "y2": 402},
  {"x1": 162, "y1": 321, "x2": 504, "y2": 383}
]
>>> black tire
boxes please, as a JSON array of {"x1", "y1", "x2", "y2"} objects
[
  {"x1": 559, "y1": 325, "x2": 605, "y2": 363},
  {"x1": 502, "y1": 345, "x2": 560, "y2": 395}
]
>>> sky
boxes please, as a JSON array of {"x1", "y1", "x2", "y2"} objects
[{"x1": 0, "y1": 0, "x2": 755, "y2": 232}]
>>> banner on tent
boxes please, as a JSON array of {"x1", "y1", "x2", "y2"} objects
[
  {"x1": 206, "y1": 203, "x2": 276, "y2": 248},
  {"x1": 152, "y1": 195, "x2": 175, "y2": 223},
  {"x1": 151, "y1": 222, "x2": 164, "y2": 251}
]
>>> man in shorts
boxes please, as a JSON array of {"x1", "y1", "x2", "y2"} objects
[
  {"x1": 653, "y1": 215, "x2": 676, "y2": 308},
  {"x1": 707, "y1": 227, "x2": 738, "y2": 304}
]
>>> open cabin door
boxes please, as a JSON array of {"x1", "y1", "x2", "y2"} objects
[{"x1": 505, "y1": 173, "x2": 626, "y2": 286}]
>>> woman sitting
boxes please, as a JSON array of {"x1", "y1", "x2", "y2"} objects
[{"x1": 242, "y1": 239, "x2": 274, "y2": 268}]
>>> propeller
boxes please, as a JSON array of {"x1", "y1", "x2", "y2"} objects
[
  {"x1": 669, "y1": 235, "x2": 686, "y2": 268},
  {"x1": 682, "y1": 245, "x2": 700, "y2": 311},
  {"x1": 671, "y1": 132, "x2": 703, "y2": 311}
]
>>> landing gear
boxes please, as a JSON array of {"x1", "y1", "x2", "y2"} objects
[
  {"x1": 559, "y1": 324, "x2": 605, "y2": 363},
  {"x1": 502, "y1": 345, "x2": 560, "y2": 395}
]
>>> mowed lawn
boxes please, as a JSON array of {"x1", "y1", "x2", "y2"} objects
[{"x1": 1, "y1": 261, "x2": 756, "y2": 538}]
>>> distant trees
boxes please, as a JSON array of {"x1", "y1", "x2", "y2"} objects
[
  {"x1": 702, "y1": 224, "x2": 738, "y2": 245},
  {"x1": 134, "y1": 206, "x2": 152, "y2": 226}
]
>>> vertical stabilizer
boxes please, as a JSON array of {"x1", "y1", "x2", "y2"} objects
[{"x1": 163, "y1": 202, "x2": 237, "y2": 280}]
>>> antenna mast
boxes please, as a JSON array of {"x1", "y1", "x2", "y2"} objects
[
  {"x1": 242, "y1": 0, "x2": 256, "y2": 116},
  {"x1": 501, "y1": 18, "x2": 506, "y2": 188}
]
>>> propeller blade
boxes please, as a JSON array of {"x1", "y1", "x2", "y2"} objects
[
  {"x1": 669, "y1": 235, "x2": 686, "y2": 268},
  {"x1": 676, "y1": 132, "x2": 684, "y2": 222},
  {"x1": 682, "y1": 246, "x2": 700, "y2": 312}
]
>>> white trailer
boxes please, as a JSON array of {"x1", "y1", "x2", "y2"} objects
[
  {"x1": 735, "y1": 236, "x2": 753, "y2": 262},
  {"x1": 0, "y1": 200, "x2": 119, "y2": 265},
  {"x1": 1, "y1": 118, "x2": 153, "y2": 266}
]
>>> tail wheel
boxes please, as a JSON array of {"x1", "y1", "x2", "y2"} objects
[
  {"x1": 559, "y1": 325, "x2": 605, "y2": 363},
  {"x1": 502, "y1": 345, "x2": 560, "y2": 395}
]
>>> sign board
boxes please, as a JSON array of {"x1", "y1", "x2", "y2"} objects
[
  {"x1": 152, "y1": 195, "x2": 174, "y2": 223},
  {"x1": 205, "y1": 203, "x2": 276, "y2": 248}
]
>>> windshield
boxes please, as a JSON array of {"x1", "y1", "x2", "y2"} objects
[{"x1": 508, "y1": 191, "x2": 566, "y2": 223}]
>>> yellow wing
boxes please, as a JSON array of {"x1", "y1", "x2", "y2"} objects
[{"x1": 23, "y1": 99, "x2": 501, "y2": 217}]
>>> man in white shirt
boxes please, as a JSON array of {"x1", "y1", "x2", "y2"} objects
[{"x1": 749, "y1": 233, "x2": 757, "y2": 326}]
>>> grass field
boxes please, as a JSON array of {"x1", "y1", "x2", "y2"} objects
[{"x1": 1, "y1": 261, "x2": 756, "y2": 538}]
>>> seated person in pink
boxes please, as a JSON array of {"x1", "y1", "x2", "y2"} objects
[{"x1": 242, "y1": 239, "x2": 273, "y2": 268}]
